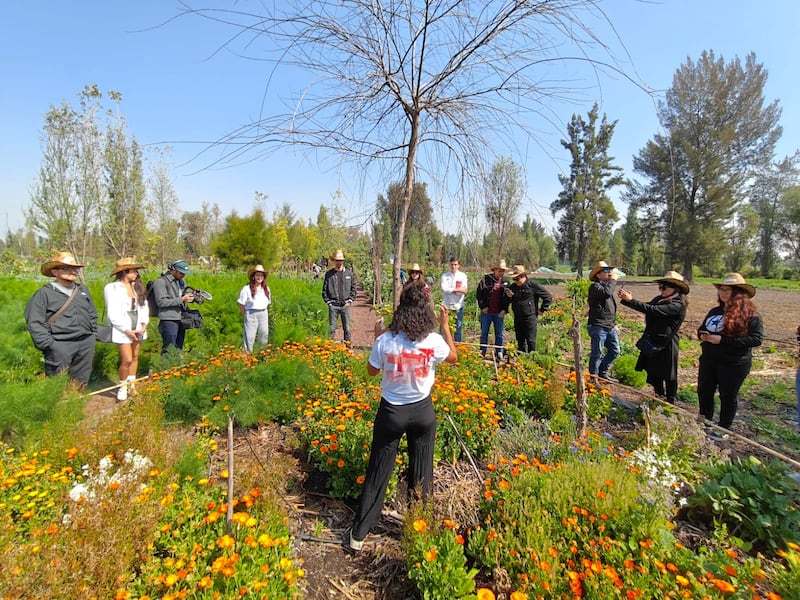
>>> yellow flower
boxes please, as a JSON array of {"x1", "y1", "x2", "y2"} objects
[
  {"x1": 425, "y1": 548, "x2": 437, "y2": 562},
  {"x1": 413, "y1": 519, "x2": 427, "y2": 532},
  {"x1": 510, "y1": 592, "x2": 529, "y2": 600},
  {"x1": 477, "y1": 589, "x2": 496, "y2": 600}
]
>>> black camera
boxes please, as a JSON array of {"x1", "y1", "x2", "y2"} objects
[{"x1": 184, "y1": 286, "x2": 213, "y2": 305}]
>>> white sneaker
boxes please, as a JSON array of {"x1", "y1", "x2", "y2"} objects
[
  {"x1": 116, "y1": 382, "x2": 128, "y2": 402},
  {"x1": 348, "y1": 531, "x2": 364, "y2": 551}
]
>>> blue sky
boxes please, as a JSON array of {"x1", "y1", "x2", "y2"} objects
[{"x1": 3, "y1": 1, "x2": 799, "y2": 237}]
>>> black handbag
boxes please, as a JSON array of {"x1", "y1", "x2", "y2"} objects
[
  {"x1": 635, "y1": 335, "x2": 665, "y2": 358},
  {"x1": 180, "y1": 308, "x2": 204, "y2": 329}
]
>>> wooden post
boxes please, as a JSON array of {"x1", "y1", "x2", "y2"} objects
[{"x1": 569, "y1": 315, "x2": 588, "y2": 438}]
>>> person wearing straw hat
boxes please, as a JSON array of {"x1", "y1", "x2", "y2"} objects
[
  {"x1": 697, "y1": 273, "x2": 763, "y2": 437},
  {"x1": 503, "y1": 265, "x2": 552, "y2": 354},
  {"x1": 104, "y1": 257, "x2": 149, "y2": 401},
  {"x1": 238, "y1": 265, "x2": 271, "y2": 353},
  {"x1": 405, "y1": 263, "x2": 426, "y2": 287},
  {"x1": 476, "y1": 259, "x2": 510, "y2": 360},
  {"x1": 587, "y1": 260, "x2": 620, "y2": 382},
  {"x1": 150, "y1": 259, "x2": 196, "y2": 354},
  {"x1": 24, "y1": 251, "x2": 98, "y2": 388},
  {"x1": 322, "y1": 249, "x2": 357, "y2": 344},
  {"x1": 618, "y1": 271, "x2": 689, "y2": 404}
]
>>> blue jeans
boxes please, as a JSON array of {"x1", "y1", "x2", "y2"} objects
[
  {"x1": 479, "y1": 312, "x2": 504, "y2": 357},
  {"x1": 328, "y1": 304, "x2": 352, "y2": 342},
  {"x1": 159, "y1": 319, "x2": 186, "y2": 354},
  {"x1": 453, "y1": 306, "x2": 464, "y2": 342},
  {"x1": 588, "y1": 324, "x2": 620, "y2": 376}
]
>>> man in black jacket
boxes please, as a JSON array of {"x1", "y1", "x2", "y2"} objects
[
  {"x1": 322, "y1": 249, "x2": 357, "y2": 344},
  {"x1": 476, "y1": 259, "x2": 509, "y2": 360},
  {"x1": 151, "y1": 260, "x2": 196, "y2": 354},
  {"x1": 504, "y1": 265, "x2": 552, "y2": 354},
  {"x1": 587, "y1": 260, "x2": 620, "y2": 381},
  {"x1": 25, "y1": 251, "x2": 98, "y2": 387}
]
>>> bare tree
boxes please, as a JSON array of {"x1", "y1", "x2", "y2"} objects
[{"x1": 183, "y1": 0, "x2": 629, "y2": 303}]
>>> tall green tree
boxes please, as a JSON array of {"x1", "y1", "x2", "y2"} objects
[
  {"x1": 778, "y1": 186, "x2": 800, "y2": 266},
  {"x1": 551, "y1": 103, "x2": 624, "y2": 276},
  {"x1": 749, "y1": 155, "x2": 800, "y2": 276},
  {"x1": 146, "y1": 147, "x2": 183, "y2": 268},
  {"x1": 631, "y1": 51, "x2": 782, "y2": 280}
]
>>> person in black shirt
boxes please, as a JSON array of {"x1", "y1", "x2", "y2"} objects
[
  {"x1": 503, "y1": 265, "x2": 552, "y2": 353},
  {"x1": 322, "y1": 249, "x2": 357, "y2": 344},
  {"x1": 587, "y1": 260, "x2": 620, "y2": 381},
  {"x1": 476, "y1": 259, "x2": 509, "y2": 360}
]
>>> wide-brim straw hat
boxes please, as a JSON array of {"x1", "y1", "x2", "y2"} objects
[
  {"x1": 248, "y1": 264, "x2": 267, "y2": 278},
  {"x1": 654, "y1": 270, "x2": 690, "y2": 294},
  {"x1": 331, "y1": 249, "x2": 346, "y2": 261},
  {"x1": 506, "y1": 264, "x2": 527, "y2": 280},
  {"x1": 110, "y1": 256, "x2": 145, "y2": 276},
  {"x1": 41, "y1": 251, "x2": 84, "y2": 277},
  {"x1": 589, "y1": 260, "x2": 615, "y2": 282},
  {"x1": 713, "y1": 272, "x2": 756, "y2": 298},
  {"x1": 409, "y1": 263, "x2": 423, "y2": 274},
  {"x1": 491, "y1": 259, "x2": 508, "y2": 271}
]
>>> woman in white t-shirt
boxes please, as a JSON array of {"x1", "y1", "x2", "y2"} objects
[
  {"x1": 347, "y1": 280, "x2": 458, "y2": 551},
  {"x1": 237, "y1": 265, "x2": 271, "y2": 353}
]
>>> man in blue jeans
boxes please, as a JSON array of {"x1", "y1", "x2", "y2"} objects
[
  {"x1": 476, "y1": 259, "x2": 508, "y2": 360},
  {"x1": 587, "y1": 260, "x2": 620, "y2": 382},
  {"x1": 151, "y1": 260, "x2": 196, "y2": 354}
]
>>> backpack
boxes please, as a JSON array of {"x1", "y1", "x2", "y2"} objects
[{"x1": 145, "y1": 277, "x2": 161, "y2": 311}]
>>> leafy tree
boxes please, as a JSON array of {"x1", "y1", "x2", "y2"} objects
[
  {"x1": 485, "y1": 156, "x2": 525, "y2": 258},
  {"x1": 551, "y1": 103, "x2": 624, "y2": 276},
  {"x1": 778, "y1": 186, "x2": 800, "y2": 265},
  {"x1": 631, "y1": 51, "x2": 782, "y2": 280},
  {"x1": 723, "y1": 204, "x2": 759, "y2": 274},
  {"x1": 101, "y1": 102, "x2": 146, "y2": 258},
  {"x1": 185, "y1": 0, "x2": 629, "y2": 304},
  {"x1": 213, "y1": 208, "x2": 281, "y2": 270},
  {"x1": 146, "y1": 148, "x2": 183, "y2": 267},
  {"x1": 182, "y1": 202, "x2": 221, "y2": 260},
  {"x1": 28, "y1": 85, "x2": 106, "y2": 262},
  {"x1": 749, "y1": 155, "x2": 800, "y2": 276}
]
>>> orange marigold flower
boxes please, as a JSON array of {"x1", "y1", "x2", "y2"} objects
[
  {"x1": 413, "y1": 519, "x2": 427, "y2": 532},
  {"x1": 455, "y1": 534, "x2": 465, "y2": 545},
  {"x1": 356, "y1": 475, "x2": 365, "y2": 485},
  {"x1": 337, "y1": 459, "x2": 345, "y2": 468},
  {"x1": 711, "y1": 579, "x2": 735, "y2": 593},
  {"x1": 724, "y1": 565, "x2": 736, "y2": 576},
  {"x1": 425, "y1": 548, "x2": 437, "y2": 562},
  {"x1": 476, "y1": 589, "x2": 496, "y2": 600},
  {"x1": 510, "y1": 592, "x2": 528, "y2": 600}
]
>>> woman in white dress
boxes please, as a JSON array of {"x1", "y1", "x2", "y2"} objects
[
  {"x1": 237, "y1": 265, "x2": 271, "y2": 353},
  {"x1": 104, "y1": 257, "x2": 149, "y2": 401}
]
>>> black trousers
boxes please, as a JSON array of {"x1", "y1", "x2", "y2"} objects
[
  {"x1": 351, "y1": 396, "x2": 436, "y2": 541},
  {"x1": 697, "y1": 355, "x2": 751, "y2": 429},
  {"x1": 514, "y1": 317, "x2": 538, "y2": 353}
]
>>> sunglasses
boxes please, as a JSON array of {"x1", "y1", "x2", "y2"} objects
[
  {"x1": 658, "y1": 284, "x2": 671, "y2": 291},
  {"x1": 602, "y1": 268, "x2": 612, "y2": 273}
]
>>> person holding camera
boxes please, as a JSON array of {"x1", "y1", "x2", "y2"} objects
[
  {"x1": 476, "y1": 259, "x2": 509, "y2": 361},
  {"x1": 150, "y1": 260, "x2": 195, "y2": 354}
]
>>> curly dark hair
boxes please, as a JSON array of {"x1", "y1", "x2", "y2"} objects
[
  {"x1": 720, "y1": 289, "x2": 757, "y2": 337},
  {"x1": 388, "y1": 280, "x2": 437, "y2": 341}
]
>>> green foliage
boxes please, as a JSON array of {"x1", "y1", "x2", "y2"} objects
[
  {"x1": 404, "y1": 505, "x2": 477, "y2": 600},
  {"x1": 0, "y1": 376, "x2": 72, "y2": 445},
  {"x1": 771, "y1": 543, "x2": 800, "y2": 600},
  {"x1": 612, "y1": 353, "x2": 647, "y2": 387},
  {"x1": 686, "y1": 456, "x2": 800, "y2": 555},
  {"x1": 213, "y1": 208, "x2": 282, "y2": 270}
]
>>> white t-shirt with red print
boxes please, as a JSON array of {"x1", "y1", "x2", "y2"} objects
[{"x1": 369, "y1": 331, "x2": 451, "y2": 405}]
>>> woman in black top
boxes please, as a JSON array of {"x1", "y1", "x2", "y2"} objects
[
  {"x1": 696, "y1": 273, "x2": 763, "y2": 431},
  {"x1": 618, "y1": 271, "x2": 688, "y2": 403}
]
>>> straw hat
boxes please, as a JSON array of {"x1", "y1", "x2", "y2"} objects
[
  {"x1": 713, "y1": 272, "x2": 755, "y2": 298},
  {"x1": 40, "y1": 251, "x2": 84, "y2": 277},
  {"x1": 490, "y1": 259, "x2": 508, "y2": 271},
  {"x1": 110, "y1": 256, "x2": 145, "y2": 277},
  {"x1": 589, "y1": 260, "x2": 615, "y2": 282},
  {"x1": 654, "y1": 270, "x2": 689, "y2": 294},
  {"x1": 409, "y1": 263, "x2": 423, "y2": 274},
  {"x1": 506, "y1": 265, "x2": 528, "y2": 280},
  {"x1": 248, "y1": 264, "x2": 267, "y2": 278},
  {"x1": 331, "y1": 249, "x2": 346, "y2": 261}
]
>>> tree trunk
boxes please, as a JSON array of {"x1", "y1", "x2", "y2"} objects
[{"x1": 392, "y1": 112, "x2": 420, "y2": 308}]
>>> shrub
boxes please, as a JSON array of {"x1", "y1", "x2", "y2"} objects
[
  {"x1": 685, "y1": 455, "x2": 800, "y2": 555},
  {"x1": 612, "y1": 353, "x2": 647, "y2": 387}
]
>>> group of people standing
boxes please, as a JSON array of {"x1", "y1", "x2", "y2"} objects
[{"x1": 587, "y1": 259, "x2": 765, "y2": 437}]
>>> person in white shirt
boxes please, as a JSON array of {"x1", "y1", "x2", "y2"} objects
[
  {"x1": 346, "y1": 280, "x2": 458, "y2": 552},
  {"x1": 104, "y1": 257, "x2": 150, "y2": 401},
  {"x1": 237, "y1": 265, "x2": 271, "y2": 353},
  {"x1": 439, "y1": 256, "x2": 468, "y2": 342}
]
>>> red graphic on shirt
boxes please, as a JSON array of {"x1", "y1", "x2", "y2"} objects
[{"x1": 385, "y1": 347, "x2": 435, "y2": 382}]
